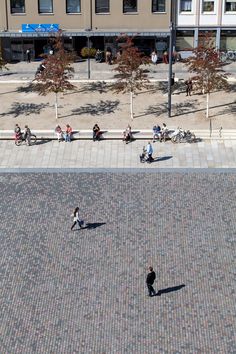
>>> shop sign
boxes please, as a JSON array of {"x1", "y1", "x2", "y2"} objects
[{"x1": 22, "y1": 24, "x2": 59, "y2": 33}]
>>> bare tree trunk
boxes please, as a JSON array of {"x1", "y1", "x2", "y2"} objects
[
  {"x1": 130, "y1": 91, "x2": 134, "y2": 120},
  {"x1": 206, "y1": 92, "x2": 209, "y2": 119},
  {"x1": 55, "y1": 92, "x2": 58, "y2": 120}
]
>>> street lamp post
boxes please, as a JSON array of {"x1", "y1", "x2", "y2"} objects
[
  {"x1": 168, "y1": 22, "x2": 173, "y2": 118},
  {"x1": 87, "y1": 35, "x2": 91, "y2": 79}
]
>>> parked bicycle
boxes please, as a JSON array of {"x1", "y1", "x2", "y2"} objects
[
  {"x1": 220, "y1": 50, "x2": 236, "y2": 62},
  {"x1": 171, "y1": 128, "x2": 196, "y2": 143}
]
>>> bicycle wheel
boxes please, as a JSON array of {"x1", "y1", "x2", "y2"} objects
[
  {"x1": 30, "y1": 135, "x2": 37, "y2": 145},
  {"x1": 15, "y1": 139, "x2": 22, "y2": 146},
  {"x1": 171, "y1": 135, "x2": 180, "y2": 143}
]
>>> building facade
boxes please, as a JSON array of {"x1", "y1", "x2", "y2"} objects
[
  {"x1": 0, "y1": 0, "x2": 171, "y2": 61},
  {"x1": 175, "y1": 0, "x2": 236, "y2": 55}
]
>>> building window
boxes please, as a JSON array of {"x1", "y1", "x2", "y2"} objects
[
  {"x1": 180, "y1": 0, "x2": 192, "y2": 12},
  {"x1": 123, "y1": 0, "x2": 137, "y2": 13},
  {"x1": 95, "y1": 0, "x2": 110, "y2": 13},
  {"x1": 225, "y1": 1, "x2": 236, "y2": 12},
  {"x1": 202, "y1": 0, "x2": 214, "y2": 12},
  {"x1": 10, "y1": 0, "x2": 25, "y2": 13},
  {"x1": 38, "y1": 0, "x2": 53, "y2": 13},
  {"x1": 152, "y1": 0, "x2": 165, "y2": 12},
  {"x1": 66, "y1": 0, "x2": 81, "y2": 13}
]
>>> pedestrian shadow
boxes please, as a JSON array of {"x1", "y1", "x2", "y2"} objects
[
  {"x1": 155, "y1": 156, "x2": 173, "y2": 162},
  {"x1": 155, "y1": 284, "x2": 185, "y2": 296},
  {"x1": 79, "y1": 222, "x2": 106, "y2": 230},
  {"x1": 35, "y1": 139, "x2": 51, "y2": 145},
  {"x1": 154, "y1": 156, "x2": 173, "y2": 162}
]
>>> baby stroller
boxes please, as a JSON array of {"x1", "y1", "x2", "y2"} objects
[{"x1": 140, "y1": 146, "x2": 148, "y2": 163}]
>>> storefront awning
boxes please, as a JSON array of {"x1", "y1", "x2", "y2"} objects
[{"x1": 0, "y1": 30, "x2": 170, "y2": 38}]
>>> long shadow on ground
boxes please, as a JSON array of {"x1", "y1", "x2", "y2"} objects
[
  {"x1": 155, "y1": 284, "x2": 185, "y2": 296},
  {"x1": 78, "y1": 222, "x2": 106, "y2": 230}
]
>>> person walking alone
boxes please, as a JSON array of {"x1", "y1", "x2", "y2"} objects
[
  {"x1": 146, "y1": 142, "x2": 154, "y2": 163},
  {"x1": 26, "y1": 49, "x2": 31, "y2": 63},
  {"x1": 71, "y1": 207, "x2": 83, "y2": 230},
  {"x1": 146, "y1": 266, "x2": 157, "y2": 297},
  {"x1": 185, "y1": 78, "x2": 193, "y2": 96}
]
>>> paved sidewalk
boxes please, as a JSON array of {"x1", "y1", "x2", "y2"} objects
[
  {"x1": 1, "y1": 139, "x2": 236, "y2": 169},
  {"x1": 1, "y1": 60, "x2": 236, "y2": 82}
]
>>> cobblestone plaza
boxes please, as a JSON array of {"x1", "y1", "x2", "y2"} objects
[{"x1": 0, "y1": 172, "x2": 235, "y2": 353}]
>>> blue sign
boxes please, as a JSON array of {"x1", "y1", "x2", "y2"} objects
[{"x1": 22, "y1": 24, "x2": 59, "y2": 33}]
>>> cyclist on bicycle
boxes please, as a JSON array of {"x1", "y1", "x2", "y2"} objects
[{"x1": 24, "y1": 125, "x2": 32, "y2": 146}]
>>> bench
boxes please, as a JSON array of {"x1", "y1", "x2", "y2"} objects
[{"x1": 1, "y1": 129, "x2": 236, "y2": 141}]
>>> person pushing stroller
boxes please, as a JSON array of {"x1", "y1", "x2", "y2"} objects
[{"x1": 140, "y1": 142, "x2": 154, "y2": 163}]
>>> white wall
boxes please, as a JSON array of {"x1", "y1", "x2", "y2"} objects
[
  {"x1": 222, "y1": 13, "x2": 236, "y2": 25},
  {"x1": 177, "y1": 0, "x2": 197, "y2": 26}
]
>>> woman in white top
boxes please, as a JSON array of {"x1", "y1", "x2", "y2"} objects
[
  {"x1": 151, "y1": 50, "x2": 158, "y2": 64},
  {"x1": 71, "y1": 207, "x2": 83, "y2": 230}
]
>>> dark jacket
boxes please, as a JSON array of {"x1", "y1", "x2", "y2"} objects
[{"x1": 146, "y1": 271, "x2": 156, "y2": 285}]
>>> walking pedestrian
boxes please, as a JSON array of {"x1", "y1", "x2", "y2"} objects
[
  {"x1": 146, "y1": 142, "x2": 154, "y2": 163},
  {"x1": 146, "y1": 266, "x2": 157, "y2": 297},
  {"x1": 23, "y1": 125, "x2": 31, "y2": 146},
  {"x1": 71, "y1": 207, "x2": 83, "y2": 230},
  {"x1": 185, "y1": 78, "x2": 193, "y2": 96},
  {"x1": 26, "y1": 49, "x2": 31, "y2": 63}
]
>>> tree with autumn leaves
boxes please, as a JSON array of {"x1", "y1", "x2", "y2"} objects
[
  {"x1": 185, "y1": 33, "x2": 229, "y2": 119},
  {"x1": 112, "y1": 35, "x2": 150, "y2": 120},
  {"x1": 34, "y1": 31, "x2": 75, "y2": 120}
]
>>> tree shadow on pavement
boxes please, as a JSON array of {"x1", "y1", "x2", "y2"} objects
[
  {"x1": 0, "y1": 102, "x2": 49, "y2": 118},
  {"x1": 77, "y1": 81, "x2": 112, "y2": 94},
  {"x1": 172, "y1": 100, "x2": 236, "y2": 117},
  {"x1": 135, "y1": 103, "x2": 167, "y2": 118},
  {"x1": 155, "y1": 284, "x2": 185, "y2": 296},
  {"x1": 172, "y1": 100, "x2": 198, "y2": 116},
  {"x1": 17, "y1": 83, "x2": 36, "y2": 93},
  {"x1": 215, "y1": 101, "x2": 236, "y2": 116},
  {"x1": 61, "y1": 100, "x2": 120, "y2": 118}
]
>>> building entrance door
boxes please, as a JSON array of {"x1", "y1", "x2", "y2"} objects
[{"x1": 34, "y1": 39, "x2": 48, "y2": 59}]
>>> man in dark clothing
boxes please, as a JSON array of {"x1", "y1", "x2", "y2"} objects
[
  {"x1": 185, "y1": 79, "x2": 193, "y2": 96},
  {"x1": 146, "y1": 266, "x2": 157, "y2": 297}
]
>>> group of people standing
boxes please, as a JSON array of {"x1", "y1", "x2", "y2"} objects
[{"x1": 55, "y1": 124, "x2": 73, "y2": 142}]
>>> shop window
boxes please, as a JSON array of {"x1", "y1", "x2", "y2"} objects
[
  {"x1": 10, "y1": 0, "x2": 25, "y2": 13},
  {"x1": 95, "y1": 0, "x2": 110, "y2": 13},
  {"x1": 202, "y1": 0, "x2": 214, "y2": 12},
  {"x1": 66, "y1": 0, "x2": 81, "y2": 13},
  {"x1": 180, "y1": 0, "x2": 192, "y2": 12},
  {"x1": 176, "y1": 30, "x2": 194, "y2": 51},
  {"x1": 38, "y1": 0, "x2": 53, "y2": 13},
  {"x1": 152, "y1": 0, "x2": 165, "y2": 12},
  {"x1": 220, "y1": 30, "x2": 236, "y2": 50},
  {"x1": 225, "y1": 1, "x2": 236, "y2": 12},
  {"x1": 123, "y1": 0, "x2": 137, "y2": 13}
]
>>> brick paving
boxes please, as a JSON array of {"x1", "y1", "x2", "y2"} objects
[{"x1": 0, "y1": 172, "x2": 235, "y2": 354}]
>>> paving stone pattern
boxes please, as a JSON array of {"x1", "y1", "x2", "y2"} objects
[
  {"x1": 1, "y1": 140, "x2": 236, "y2": 169},
  {"x1": 0, "y1": 172, "x2": 235, "y2": 354}
]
